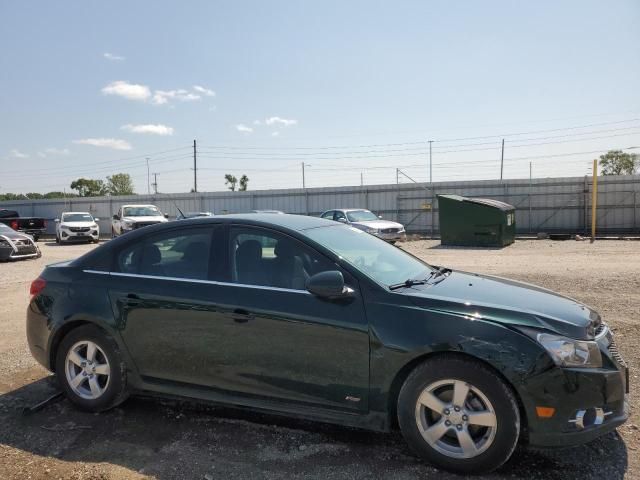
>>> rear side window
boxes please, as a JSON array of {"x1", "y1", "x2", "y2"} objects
[{"x1": 116, "y1": 227, "x2": 215, "y2": 280}]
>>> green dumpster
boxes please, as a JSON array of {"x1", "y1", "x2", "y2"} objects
[{"x1": 437, "y1": 194, "x2": 516, "y2": 247}]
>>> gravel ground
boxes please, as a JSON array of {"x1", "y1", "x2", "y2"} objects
[{"x1": 0, "y1": 239, "x2": 638, "y2": 479}]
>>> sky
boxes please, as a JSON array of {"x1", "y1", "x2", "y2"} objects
[{"x1": 1, "y1": 0, "x2": 639, "y2": 195}]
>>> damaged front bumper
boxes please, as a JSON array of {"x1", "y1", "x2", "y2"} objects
[
  {"x1": 0, "y1": 234, "x2": 41, "y2": 261},
  {"x1": 521, "y1": 326, "x2": 629, "y2": 447}
]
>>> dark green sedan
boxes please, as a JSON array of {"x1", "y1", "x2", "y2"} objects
[{"x1": 26, "y1": 214, "x2": 629, "y2": 474}]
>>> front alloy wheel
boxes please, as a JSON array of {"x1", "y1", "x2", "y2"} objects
[
  {"x1": 415, "y1": 379, "x2": 497, "y2": 459},
  {"x1": 398, "y1": 356, "x2": 520, "y2": 474}
]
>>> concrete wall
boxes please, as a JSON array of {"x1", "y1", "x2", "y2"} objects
[{"x1": 1, "y1": 175, "x2": 639, "y2": 236}]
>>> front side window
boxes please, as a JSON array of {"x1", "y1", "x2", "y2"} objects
[
  {"x1": 229, "y1": 227, "x2": 335, "y2": 290},
  {"x1": 346, "y1": 210, "x2": 378, "y2": 222},
  {"x1": 321, "y1": 211, "x2": 334, "y2": 219},
  {"x1": 334, "y1": 211, "x2": 347, "y2": 222},
  {"x1": 62, "y1": 213, "x2": 94, "y2": 222},
  {"x1": 123, "y1": 206, "x2": 162, "y2": 217},
  {"x1": 305, "y1": 225, "x2": 433, "y2": 286},
  {"x1": 117, "y1": 228, "x2": 213, "y2": 280}
]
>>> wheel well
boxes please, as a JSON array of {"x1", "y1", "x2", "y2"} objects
[
  {"x1": 48, "y1": 320, "x2": 100, "y2": 370},
  {"x1": 386, "y1": 351, "x2": 529, "y2": 438}
]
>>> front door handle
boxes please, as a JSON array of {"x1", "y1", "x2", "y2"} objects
[{"x1": 232, "y1": 309, "x2": 254, "y2": 323}]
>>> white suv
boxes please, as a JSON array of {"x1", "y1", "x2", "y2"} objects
[
  {"x1": 55, "y1": 212, "x2": 100, "y2": 244},
  {"x1": 111, "y1": 204, "x2": 168, "y2": 237}
]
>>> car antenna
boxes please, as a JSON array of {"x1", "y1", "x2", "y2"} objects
[{"x1": 174, "y1": 203, "x2": 185, "y2": 218}]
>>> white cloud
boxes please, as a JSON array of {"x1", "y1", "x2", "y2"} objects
[
  {"x1": 104, "y1": 52, "x2": 125, "y2": 61},
  {"x1": 193, "y1": 85, "x2": 215, "y2": 97},
  {"x1": 236, "y1": 124, "x2": 253, "y2": 133},
  {"x1": 152, "y1": 89, "x2": 201, "y2": 105},
  {"x1": 38, "y1": 147, "x2": 70, "y2": 158},
  {"x1": 73, "y1": 138, "x2": 132, "y2": 150},
  {"x1": 102, "y1": 82, "x2": 215, "y2": 106},
  {"x1": 101, "y1": 81, "x2": 151, "y2": 101},
  {"x1": 265, "y1": 116, "x2": 298, "y2": 127},
  {"x1": 9, "y1": 149, "x2": 28, "y2": 158},
  {"x1": 121, "y1": 124, "x2": 174, "y2": 136}
]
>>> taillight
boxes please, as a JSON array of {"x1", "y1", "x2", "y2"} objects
[
  {"x1": 10, "y1": 220, "x2": 18, "y2": 230},
  {"x1": 30, "y1": 278, "x2": 47, "y2": 297}
]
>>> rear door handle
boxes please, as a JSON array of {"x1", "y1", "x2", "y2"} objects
[
  {"x1": 232, "y1": 309, "x2": 254, "y2": 323},
  {"x1": 126, "y1": 293, "x2": 142, "y2": 306}
]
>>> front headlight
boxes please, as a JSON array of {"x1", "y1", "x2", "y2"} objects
[
  {"x1": 537, "y1": 333, "x2": 602, "y2": 368},
  {"x1": 122, "y1": 221, "x2": 134, "y2": 229}
]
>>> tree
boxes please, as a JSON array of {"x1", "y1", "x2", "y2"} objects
[
  {"x1": 25, "y1": 193, "x2": 44, "y2": 199},
  {"x1": 597, "y1": 150, "x2": 639, "y2": 175},
  {"x1": 224, "y1": 174, "x2": 238, "y2": 191},
  {"x1": 239, "y1": 174, "x2": 249, "y2": 191},
  {"x1": 70, "y1": 178, "x2": 106, "y2": 197},
  {"x1": 106, "y1": 173, "x2": 135, "y2": 196}
]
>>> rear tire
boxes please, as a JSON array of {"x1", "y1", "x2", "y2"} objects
[
  {"x1": 397, "y1": 356, "x2": 520, "y2": 474},
  {"x1": 55, "y1": 325, "x2": 129, "y2": 412}
]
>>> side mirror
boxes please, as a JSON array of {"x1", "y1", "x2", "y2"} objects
[
  {"x1": 164, "y1": 213, "x2": 169, "y2": 219},
  {"x1": 306, "y1": 271, "x2": 352, "y2": 299},
  {"x1": 337, "y1": 217, "x2": 347, "y2": 223},
  {"x1": 94, "y1": 218, "x2": 100, "y2": 222},
  {"x1": 378, "y1": 215, "x2": 383, "y2": 219},
  {"x1": 54, "y1": 218, "x2": 60, "y2": 223},
  {"x1": 113, "y1": 214, "x2": 119, "y2": 220}
]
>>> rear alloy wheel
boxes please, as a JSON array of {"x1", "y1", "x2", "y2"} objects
[
  {"x1": 398, "y1": 356, "x2": 520, "y2": 474},
  {"x1": 55, "y1": 325, "x2": 128, "y2": 411}
]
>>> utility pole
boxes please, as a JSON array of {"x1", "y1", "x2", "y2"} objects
[
  {"x1": 146, "y1": 157, "x2": 150, "y2": 194},
  {"x1": 360, "y1": 172, "x2": 364, "y2": 186},
  {"x1": 302, "y1": 162, "x2": 306, "y2": 189},
  {"x1": 500, "y1": 139, "x2": 505, "y2": 181},
  {"x1": 529, "y1": 162, "x2": 532, "y2": 233},
  {"x1": 193, "y1": 140, "x2": 197, "y2": 193},
  {"x1": 152, "y1": 173, "x2": 159, "y2": 194},
  {"x1": 428, "y1": 140, "x2": 433, "y2": 184},
  {"x1": 396, "y1": 168, "x2": 399, "y2": 184},
  {"x1": 591, "y1": 159, "x2": 598, "y2": 243}
]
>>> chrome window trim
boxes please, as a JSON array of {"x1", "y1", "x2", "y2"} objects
[{"x1": 83, "y1": 269, "x2": 312, "y2": 295}]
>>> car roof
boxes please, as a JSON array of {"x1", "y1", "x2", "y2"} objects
[
  {"x1": 122, "y1": 204, "x2": 158, "y2": 208},
  {"x1": 200, "y1": 213, "x2": 332, "y2": 231},
  {"x1": 62, "y1": 211, "x2": 92, "y2": 215}
]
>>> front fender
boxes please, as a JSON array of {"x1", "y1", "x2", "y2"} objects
[{"x1": 366, "y1": 296, "x2": 553, "y2": 418}]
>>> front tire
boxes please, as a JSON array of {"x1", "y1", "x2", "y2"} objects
[
  {"x1": 55, "y1": 325, "x2": 128, "y2": 412},
  {"x1": 397, "y1": 356, "x2": 520, "y2": 474}
]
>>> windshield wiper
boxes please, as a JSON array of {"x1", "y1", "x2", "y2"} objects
[
  {"x1": 389, "y1": 278, "x2": 429, "y2": 290},
  {"x1": 389, "y1": 267, "x2": 452, "y2": 291}
]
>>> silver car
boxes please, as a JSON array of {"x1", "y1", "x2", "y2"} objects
[{"x1": 320, "y1": 209, "x2": 406, "y2": 243}]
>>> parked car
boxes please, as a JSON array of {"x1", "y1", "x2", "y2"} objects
[
  {"x1": 55, "y1": 211, "x2": 100, "y2": 244},
  {"x1": 320, "y1": 208, "x2": 406, "y2": 243},
  {"x1": 176, "y1": 211, "x2": 214, "y2": 220},
  {"x1": 0, "y1": 223, "x2": 41, "y2": 261},
  {"x1": 251, "y1": 209, "x2": 285, "y2": 214},
  {"x1": 26, "y1": 214, "x2": 628, "y2": 474},
  {"x1": 0, "y1": 209, "x2": 47, "y2": 241},
  {"x1": 111, "y1": 204, "x2": 168, "y2": 237}
]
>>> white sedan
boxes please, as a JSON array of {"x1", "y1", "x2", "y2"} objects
[{"x1": 55, "y1": 212, "x2": 100, "y2": 244}]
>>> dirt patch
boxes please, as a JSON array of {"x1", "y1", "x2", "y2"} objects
[{"x1": 0, "y1": 240, "x2": 638, "y2": 479}]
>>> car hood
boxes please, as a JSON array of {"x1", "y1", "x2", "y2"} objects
[
  {"x1": 0, "y1": 229, "x2": 32, "y2": 241},
  {"x1": 60, "y1": 222, "x2": 97, "y2": 228},
  {"x1": 122, "y1": 216, "x2": 167, "y2": 223},
  {"x1": 352, "y1": 220, "x2": 404, "y2": 229},
  {"x1": 404, "y1": 270, "x2": 600, "y2": 340}
]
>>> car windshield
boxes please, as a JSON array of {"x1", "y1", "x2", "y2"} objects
[
  {"x1": 305, "y1": 225, "x2": 433, "y2": 286},
  {"x1": 123, "y1": 206, "x2": 162, "y2": 217},
  {"x1": 62, "y1": 213, "x2": 93, "y2": 222},
  {"x1": 346, "y1": 210, "x2": 379, "y2": 222}
]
